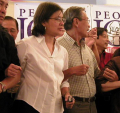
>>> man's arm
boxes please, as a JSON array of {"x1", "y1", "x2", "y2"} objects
[
  {"x1": 0, "y1": 65, "x2": 21, "y2": 93},
  {"x1": 63, "y1": 64, "x2": 89, "y2": 81},
  {"x1": 101, "y1": 81, "x2": 120, "y2": 92}
]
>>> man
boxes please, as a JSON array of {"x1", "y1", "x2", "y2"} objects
[
  {"x1": 2, "y1": 16, "x2": 20, "y2": 100},
  {"x1": 2, "y1": 16, "x2": 19, "y2": 40},
  {"x1": 85, "y1": 27, "x2": 118, "y2": 113},
  {"x1": 95, "y1": 28, "x2": 115, "y2": 113},
  {"x1": 96, "y1": 48, "x2": 120, "y2": 113},
  {"x1": 86, "y1": 27, "x2": 112, "y2": 70},
  {"x1": 0, "y1": 0, "x2": 21, "y2": 112},
  {"x1": 58, "y1": 6, "x2": 100, "y2": 113},
  {"x1": 96, "y1": 27, "x2": 113, "y2": 70}
]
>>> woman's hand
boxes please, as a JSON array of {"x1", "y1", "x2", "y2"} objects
[{"x1": 65, "y1": 93, "x2": 75, "y2": 109}]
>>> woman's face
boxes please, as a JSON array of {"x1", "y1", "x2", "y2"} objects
[{"x1": 43, "y1": 10, "x2": 65, "y2": 37}]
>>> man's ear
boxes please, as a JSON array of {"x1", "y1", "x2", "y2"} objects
[{"x1": 73, "y1": 18, "x2": 79, "y2": 28}]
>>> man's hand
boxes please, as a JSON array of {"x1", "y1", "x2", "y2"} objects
[
  {"x1": 88, "y1": 28, "x2": 97, "y2": 38},
  {"x1": 73, "y1": 64, "x2": 89, "y2": 76},
  {"x1": 5, "y1": 64, "x2": 22, "y2": 77},
  {"x1": 85, "y1": 28, "x2": 97, "y2": 48},
  {"x1": 103, "y1": 68, "x2": 118, "y2": 82},
  {"x1": 65, "y1": 93, "x2": 75, "y2": 109}
]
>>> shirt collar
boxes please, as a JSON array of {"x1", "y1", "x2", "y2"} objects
[
  {"x1": 63, "y1": 32, "x2": 76, "y2": 46},
  {"x1": 35, "y1": 35, "x2": 59, "y2": 46},
  {"x1": 35, "y1": 35, "x2": 60, "y2": 57},
  {"x1": 35, "y1": 35, "x2": 45, "y2": 43},
  {"x1": 64, "y1": 32, "x2": 85, "y2": 47}
]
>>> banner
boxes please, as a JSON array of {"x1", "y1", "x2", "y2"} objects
[
  {"x1": 14, "y1": 2, "x2": 120, "y2": 53},
  {"x1": 91, "y1": 5, "x2": 120, "y2": 53},
  {"x1": 14, "y1": 2, "x2": 90, "y2": 42}
]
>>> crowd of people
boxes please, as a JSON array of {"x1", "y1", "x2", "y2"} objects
[{"x1": 0, "y1": 0, "x2": 120, "y2": 113}]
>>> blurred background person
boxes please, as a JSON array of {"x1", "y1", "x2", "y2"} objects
[
  {"x1": 2, "y1": 16, "x2": 19, "y2": 40},
  {"x1": 85, "y1": 28, "x2": 100, "y2": 64},
  {"x1": 96, "y1": 27, "x2": 112, "y2": 70},
  {"x1": 96, "y1": 48, "x2": 120, "y2": 113},
  {"x1": 86, "y1": 27, "x2": 118, "y2": 113},
  {"x1": 0, "y1": 0, "x2": 21, "y2": 113},
  {"x1": 2, "y1": 16, "x2": 20, "y2": 106},
  {"x1": 86, "y1": 27, "x2": 112, "y2": 70}
]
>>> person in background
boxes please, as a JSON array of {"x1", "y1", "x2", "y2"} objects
[
  {"x1": 96, "y1": 48, "x2": 120, "y2": 113},
  {"x1": 86, "y1": 27, "x2": 118, "y2": 113},
  {"x1": 2, "y1": 16, "x2": 19, "y2": 40},
  {"x1": 58, "y1": 6, "x2": 100, "y2": 113},
  {"x1": 85, "y1": 28, "x2": 100, "y2": 64},
  {"x1": 96, "y1": 27, "x2": 113, "y2": 70},
  {"x1": 2, "y1": 16, "x2": 20, "y2": 106},
  {"x1": 86, "y1": 27, "x2": 112, "y2": 70},
  {"x1": 11, "y1": 2, "x2": 74, "y2": 113},
  {"x1": 0, "y1": 0, "x2": 21, "y2": 113}
]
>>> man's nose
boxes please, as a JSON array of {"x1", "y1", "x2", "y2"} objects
[{"x1": 88, "y1": 23, "x2": 90, "y2": 29}]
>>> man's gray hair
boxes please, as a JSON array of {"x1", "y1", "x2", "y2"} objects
[{"x1": 63, "y1": 6, "x2": 85, "y2": 30}]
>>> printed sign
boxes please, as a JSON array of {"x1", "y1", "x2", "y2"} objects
[
  {"x1": 14, "y1": 2, "x2": 90, "y2": 42},
  {"x1": 14, "y1": 2, "x2": 120, "y2": 53}
]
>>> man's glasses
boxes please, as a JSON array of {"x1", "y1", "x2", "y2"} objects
[
  {"x1": 81, "y1": 19, "x2": 90, "y2": 23},
  {"x1": 74, "y1": 17, "x2": 90, "y2": 23},
  {"x1": 49, "y1": 17, "x2": 66, "y2": 23}
]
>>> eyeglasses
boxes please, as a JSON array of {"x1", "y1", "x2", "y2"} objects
[
  {"x1": 81, "y1": 19, "x2": 90, "y2": 23},
  {"x1": 49, "y1": 17, "x2": 66, "y2": 23}
]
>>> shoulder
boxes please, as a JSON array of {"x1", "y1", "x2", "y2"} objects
[
  {"x1": 59, "y1": 44, "x2": 68, "y2": 54},
  {"x1": 85, "y1": 44, "x2": 95, "y2": 55},
  {"x1": 16, "y1": 36, "x2": 35, "y2": 46},
  {"x1": 0, "y1": 26, "x2": 15, "y2": 48},
  {"x1": 111, "y1": 56, "x2": 120, "y2": 62},
  {"x1": 57, "y1": 35, "x2": 66, "y2": 44}
]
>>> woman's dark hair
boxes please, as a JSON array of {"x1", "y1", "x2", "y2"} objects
[
  {"x1": 97, "y1": 27, "x2": 107, "y2": 39},
  {"x1": 32, "y1": 2, "x2": 63, "y2": 37}
]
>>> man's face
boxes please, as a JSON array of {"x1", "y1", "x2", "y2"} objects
[
  {"x1": 77, "y1": 11, "x2": 90, "y2": 37},
  {"x1": 2, "y1": 20, "x2": 18, "y2": 40},
  {"x1": 96, "y1": 31, "x2": 109, "y2": 50},
  {"x1": 0, "y1": 0, "x2": 8, "y2": 25}
]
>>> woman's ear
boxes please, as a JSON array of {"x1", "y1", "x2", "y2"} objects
[{"x1": 42, "y1": 22, "x2": 46, "y2": 27}]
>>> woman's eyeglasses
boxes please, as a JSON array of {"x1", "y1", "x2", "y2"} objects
[{"x1": 49, "y1": 17, "x2": 66, "y2": 23}]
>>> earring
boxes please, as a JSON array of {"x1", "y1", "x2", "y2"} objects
[{"x1": 45, "y1": 26, "x2": 46, "y2": 30}]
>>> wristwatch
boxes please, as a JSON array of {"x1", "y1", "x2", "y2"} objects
[{"x1": 0, "y1": 82, "x2": 6, "y2": 92}]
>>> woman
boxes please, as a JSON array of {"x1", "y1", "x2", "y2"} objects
[{"x1": 11, "y1": 2, "x2": 74, "y2": 113}]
